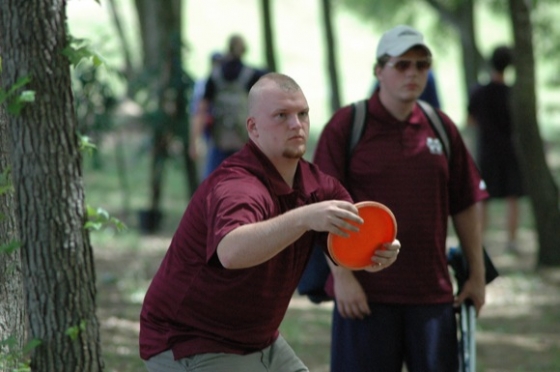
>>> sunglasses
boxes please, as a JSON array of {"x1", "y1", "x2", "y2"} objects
[{"x1": 386, "y1": 59, "x2": 432, "y2": 72}]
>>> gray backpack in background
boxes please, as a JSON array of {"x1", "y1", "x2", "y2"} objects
[{"x1": 211, "y1": 66, "x2": 253, "y2": 151}]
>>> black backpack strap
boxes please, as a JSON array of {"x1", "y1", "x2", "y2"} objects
[{"x1": 417, "y1": 99, "x2": 451, "y2": 161}]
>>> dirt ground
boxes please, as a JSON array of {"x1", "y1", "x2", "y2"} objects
[{"x1": 94, "y1": 223, "x2": 560, "y2": 372}]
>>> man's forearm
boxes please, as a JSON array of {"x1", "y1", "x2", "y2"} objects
[{"x1": 217, "y1": 206, "x2": 310, "y2": 269}]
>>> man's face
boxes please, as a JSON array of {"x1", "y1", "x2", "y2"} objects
[
  {"x1": 248, "y1": 85, "x2": 310, "y2": 162},
  {"x1": 376, "y1": 47, "x2": 431, "y2": 104}
]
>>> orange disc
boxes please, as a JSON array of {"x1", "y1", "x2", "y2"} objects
[{"x1": 327, "y1": 201, "x2": 397, "y2": 270}]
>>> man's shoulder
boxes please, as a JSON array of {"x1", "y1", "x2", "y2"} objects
[
  {"x1": 326, "y1": 102, "x2": 355, "y2": 128},
  {"x1": 300, "y1": 160, "x2": 349, "y2": 196}
]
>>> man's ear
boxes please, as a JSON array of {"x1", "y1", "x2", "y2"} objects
[
  {"x1": 374, "y1": 65, "x2": 382, "y2": 82},
  {"x1": 247, "y1": 117, "x2": 257, "y2": 137}
]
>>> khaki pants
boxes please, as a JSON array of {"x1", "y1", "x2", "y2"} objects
[{"x1": 144, "y1": 335, "x2": 309, "y2": 372}]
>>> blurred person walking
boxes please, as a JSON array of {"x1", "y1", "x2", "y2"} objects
[{"x1": 468, "y1": 45, "x2": 524, "y2": 254}]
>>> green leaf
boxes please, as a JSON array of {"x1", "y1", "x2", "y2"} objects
[
  {"x1": 96, "y1": 207, "x2": 110, "y2": 220},
  {"x1": 0, "y1": 76, "x2": 31, "y2": 107},
  {"x1": 85, "y1": 204, "x2": 128, "y2": 232},
  {"x1": 0, "y1": 240, "x2": 21, "y2": 255},
  {"x1": 22, "y1": 338, "x2": 42, "y2": 354},
  {"x1": 84, "y1": 221, "x2": 103, "y2": 231},
  {"x1": 0, "y1": 167, "x2": 13, "y2": 195},
  {"x1": 10, "y1": 76, "x2": 31, "y2": 94},
  {"x1": 65, "y1": 326, "x2": 80, "y2": 340},
  {"x1": 65, "y1": 320, "x2": 87, "y2": 340},
  {"x1": 79, "y1": 135, "x2": 97, "y2": 156},
  {"x1": 111, "y1": 218, "x2": 128, "y2": 232},
  {"x1": 63, "y1": 44, "x2": 106, "y2": 67},
  {"x1": 18, "y1": 90, "x2": 35, "y2": 103},
  {"x1": 7, "y1": 102, "x2": 22, "y2": 115}
]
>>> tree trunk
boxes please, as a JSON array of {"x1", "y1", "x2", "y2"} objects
[
  {"x1": 455, "y1": 0, "x2": 484, "y2": 94},
  {"x1": 425, "y1": 0, "x2": 484, "y2": 95},
  {"x1": 508, "y1": 0, "x2": 560, "y2": 266},
  {"x1": 0, "y1": 69, "x2": 26, "y2": 371},
  {"x1": 0, "y1": 1, "x2": 104, "y2": 370},
  {"x1": 260, "y1": 0, "x2": 278, "y2": 72},
  {"x1": 321, "y1": 0, "x2": 342, "y2": 113},
  {"x1": 134, "y1": 0, "x2": 196, "y2": 232}
]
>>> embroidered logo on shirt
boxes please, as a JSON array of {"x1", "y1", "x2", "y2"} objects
[{"x1": 426, "y1": 137, "x2": 443, "y2": 155}]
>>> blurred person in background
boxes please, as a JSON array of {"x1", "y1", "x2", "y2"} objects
[
  {"x1": 314, "y1": 25, "x2": 488, "y2": 372},
  {"x1": 189, "y1": 34, "x2": 266, "y2": 179},
  {"x1": 468, "y1": 45, "x2": 524, "y2": 254}
]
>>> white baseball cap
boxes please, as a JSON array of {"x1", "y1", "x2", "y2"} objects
[{"x1": 376, "y1": 25, "x2": 432, "y2": 59}]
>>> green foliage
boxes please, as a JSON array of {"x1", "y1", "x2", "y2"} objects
[
  {"x1": 65, "y1": 320, "x2": 87, "y2": 341},
  {"x1": 0, "y1": 167, "x2": 13, "y2": 196},
  {"x1": 79, "y1": 135, "x2": 97, "y2": 156},
  {"x1": 0, "y1": 76, "x2": 36, "y2": 115},
  {"x1": 63, "y1": 37, "x2": 105, "y2": 68},
  {"x1": 0, "y1": 337, "x2": 41, "y2": 372},
  {"x1": 0, "y1": 167, "x2": 13, "y2": 226},
  {"x1": 85, "y1": 205, "x2": 127, "y2": 232},
  {"x1": 0, "y1": 240, "x2": 21, "y2": 255}
]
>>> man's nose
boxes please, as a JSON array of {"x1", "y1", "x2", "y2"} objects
[{"x1": 288, "y1": 115, "x2": 303, "y2": 129}]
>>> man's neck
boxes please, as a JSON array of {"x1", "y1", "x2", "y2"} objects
[
  {"x1": 379, "y1": 91, "x2": 415, "y2": 122},
  {"x1": 273, "y1": 158, "x2": 299, "y2": 188},
  {"x1": 491, "y1": 70, "x2": 505, "y2": 83}
]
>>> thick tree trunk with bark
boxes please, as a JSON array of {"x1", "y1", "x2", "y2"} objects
[
  {"x1": 0, "y1": 1, "x2": 104, "y2": 370},
  {"x1": 0, "y1": 74, "x2": 26, "y2": 371},
  {"x1": 509, "y1": 0, "x2": 560, "y2": 266}
]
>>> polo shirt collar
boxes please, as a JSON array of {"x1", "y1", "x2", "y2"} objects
[
  {"x1": 370, "y1": 90, "x2": 425, "y2": 126},
  {"x1": 239, "y1": 141, "x2": 318, "y2": 198}
]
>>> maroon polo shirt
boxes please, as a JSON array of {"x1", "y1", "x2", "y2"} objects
[
  {"x1": 314, "y1": 91, "x2": 488, "y2": 304},
  {"x1": 139, "y1": 141, "x2": 351, "y2": 360}
]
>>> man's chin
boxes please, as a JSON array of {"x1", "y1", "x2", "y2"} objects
[{"x1": 283, "y1": 147, "x2": 306, "y2": 159}]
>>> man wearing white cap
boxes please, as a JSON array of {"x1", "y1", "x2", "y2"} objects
[{"x1": 314, "y1": 25, "x2": 488, "y2": 371}]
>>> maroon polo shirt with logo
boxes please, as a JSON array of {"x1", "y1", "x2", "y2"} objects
[
  {"x1": 314, "y1": 91, "x2": 488, "y2": 304},
  {"x1": 139, "y1": 140, "x2": 351, "y2": 360}
]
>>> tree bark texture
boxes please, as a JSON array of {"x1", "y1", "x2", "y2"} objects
[
  {"x1": 0, "y1": 1, "x2": 104, "y2": 370},
  {"x1": 509, "y1": 0, "x2": 560, "y2": 266},
  {"x1": 0, "y1": 69, "x2": 26, "y2": 371},
  {"x1": 260, "y1": 0, "x2": 278, "y2": 72},
  {"x1": 321, "y1": 0, "x2": 342, "y2": 113},
  {"x1": 425, "y1": 0, "x2": 485, "y2": 94},
  {"x1": 134, "y1": 0, "x2": 197, "y2": 226}
]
